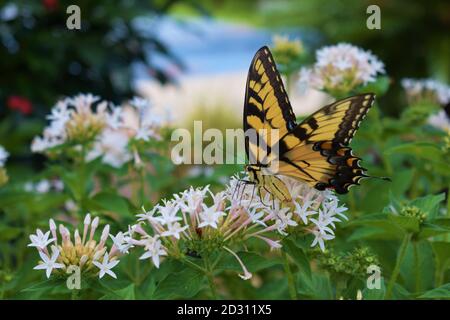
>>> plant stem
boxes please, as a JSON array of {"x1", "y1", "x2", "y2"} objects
[
  {"x1": 183, "y1": 258, "x2": 207, "y2": 273},
  {"x1": 413, "y1": 241, "x2": 421, "y2": 293},
  {"x1": 71, "y1": 289, "x2": 80, "y2": 300},
  {"x1": 281, "y1": 250, "x2": 298, "y2": 300},
  {"x1": 206, "y1": 272, "x2": 218, "y2": 300},
  {"x1": 386, "y1": 233, "x2": 412, "y2": 299},
  {"x1": 446, "y1": 183, "x2": 450, "y2": 241},
  {"x1": 204, "y1": 258, "x2": 218, "y2": 300}
]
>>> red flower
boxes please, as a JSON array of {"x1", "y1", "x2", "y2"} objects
[
  {"x1": 7, "y1": 96, "x2": 33, "y2": 115},
  {"x1": 42, "y1": 0, "x2": 59, "y2": 11}
]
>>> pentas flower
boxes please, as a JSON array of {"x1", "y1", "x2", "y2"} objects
[
  {"x1": 122, "y1": 97, "x2": 164, "y2": 142},
  {"x1": 299, "y1": 43, "x2": 385, "y2": 95},
  {"x1": 401, "y1": 78, "x2": 450, "y2": 106},
  {"x1": 228, "y1": 173, "x2": 348, "y2": 252},
  {"x1": 271, "y1": 34, "x2": 305, "y2": 68},
  {"x1": 428, "y1": 110, "x2": 450, "y2": 132},
  {"x1": 29, "y1": 213, "x2": 127, "y2": 279},
  {"x1": 0, "y1": 145, "x2": 9, "y2": 167},
  {"x1": 24, "y1": 179, "x2": 64, "y2": 194},
  {"x1": 30, "y1": 94, "x2": 166, "y2": 168},
  {"x1": 129, "y1": 185, "x2": 280, "y2": 280},
  {"x1": 0, "y1": 145, "x2": 9, "y2": 186},
  {"x1": 31, "y1": 93, "x2": 109, "y2": 154}
]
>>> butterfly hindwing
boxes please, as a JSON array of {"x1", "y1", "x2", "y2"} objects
[{"x1": 275, "y1": 94, "x2": 375, "y2": 193}]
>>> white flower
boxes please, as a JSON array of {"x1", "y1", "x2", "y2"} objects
[
  {"x1": 311, "y1": 229, "x2": 335, "y2": 252},
  {"x1": 35, "y1": 180, "x2": 51, "y2": 194},
  {"x1": 161, "y1": 222, "x2": 188, "y2": 239},
  {"x1": 110, "y1": 231, "x2": 133, "y2": 254},
  {"x1": 33, "y1": 248, "x2": 64, "y2": 278},
  {"x1": 93, "y1": 252, "x2": 120, "y2": 279},
  {"x1": 272, "y1": 206, "x2": 298, "y2": 235},
  {"x1": 299, "y1": 43, "x2": 384, "y2": 93},
  {"x1": 28, "y1": 229, "x2": 54, "y2": 250},
  {"x1": 428, "y1": 110, "x2": 450, "y2": 132},
  {"x1": 154, "y1": 201, "x2": 182, "y2": 225},
  {"x1": 402, "y1": 78, "x2": 450, "y2": 105},
  {"x1": 198, "y1": 204, "x2": 226, "y2": 229},
  {"x1": 139, "y1": 236, "x2": 167, "y2": 268},
  {"x1": 224, "y1": 246, "x2": 252, "y2": 280},
  {"x1": 86, "y1": 129, "x2": 131, "y2": 168},
  {"x1": 136, "y1": 206, "x2": 158, "y2": 223},
  {"x1": 0, "y1": 146, "x2": 9, "y2": 167},
  {"x1": 135, "y1": 126, "x2": 153, "y2": 141},
  {"x1": 177, "y1": 186, "x2": 209, "y2": 214},
  {"x1": 106, "y1": 105, "x2": 124, "y2": 129},
  {"x1": 130, "y1": 97, "x2": 151, "y2": 111},
  {"x1": 294, "y1": 200, "x2": 316, "y2": 224}
]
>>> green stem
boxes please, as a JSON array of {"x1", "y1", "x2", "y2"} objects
[
  {"x1": 183, "y1": 258, "x2": 207, "y2": 273},
  {"x1": 386, "y1": 233, "x2": 412, "y2": 299},
  {"x1": 413, "y1": 241, "x2": 421, "y2": 293},
  {"x1": 71, "y1": 289, "x2": 80, "y2": 300},
  {"x1": 204, "y1": 258, "x2": 218, "y2": 300},
  {"x1": 206, "y1": 271, "x2": 218, "y2": 300},
  {"x1": 281, "y1": 250, "x2": 298, "y2": 300},
  {"x1": 446, "y1": 183, "x2": 450, "y2": 241}
]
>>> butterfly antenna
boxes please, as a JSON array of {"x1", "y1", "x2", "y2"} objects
[{"x1": 370, "y1": 175, "x2": 392, "y2": 182}]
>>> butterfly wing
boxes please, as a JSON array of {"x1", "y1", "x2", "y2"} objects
[
  {"x1": 274, "y1": 94, "x2": 375, "y2": 193},
  {"x1": 243, "y1": 46, "x2": 297, "y2": 165}
]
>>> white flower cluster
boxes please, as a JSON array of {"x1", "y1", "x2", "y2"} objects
[
  {"x1": 401, "y1": 78, "x2": 450, "y2": 106},
  {"x1": 228, "y1": 174, "x2": 348, "y2": 252},
  {"x1": 128, "y1": 174, "x2": 347, "y2": 279},
  {"x1": 299, "y1": 43, "x2": 385, "y2": 94},
  {"x1": 129, "y1": 184, "x2": 284, "y2": 280},
  {"x1": 0, "y1": 145, "x2": 9, "y2": 167},
  {"x1": 24, "y1": 179, "x2": 64, "y2": 194},
  {"x1": 428, "y1": 110, "x2": 450, "y2": 132},
  {"x1": 31, "y1": 94, "x2": 165, "y2": 168},
  {"x1": 29, "y1": 214, "x2": 126, "y2": 279}
]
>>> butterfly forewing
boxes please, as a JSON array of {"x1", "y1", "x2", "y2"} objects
[{"x1": 244, "y1": 46, "x2": 297, "y2": 166}]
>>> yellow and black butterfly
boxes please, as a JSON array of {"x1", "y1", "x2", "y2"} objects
[{"x1": 243, "y1": 46, "x2": 381, "y2": 203}]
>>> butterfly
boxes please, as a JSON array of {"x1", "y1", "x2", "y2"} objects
[{"x1": 243, "y1": 46, "x2": 382, "y2": 203}]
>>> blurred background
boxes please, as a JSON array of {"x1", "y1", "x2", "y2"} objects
[{"x1": 1, "y1": 0, "x2": 449, "y2": 167}]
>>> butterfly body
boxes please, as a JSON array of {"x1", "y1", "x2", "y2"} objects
[
  {"x1": 245, "y1": 164, "x2": 292, "y2": 203},
  {"x1": 243, "y1": 46, "x2": 378, "y2": 202}
]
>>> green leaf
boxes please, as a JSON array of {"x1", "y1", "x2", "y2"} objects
[
  {"x1": 384, "y1": 142, "x2": 445, "y2": 163},
  {"x1": 113, "y1": 284, "x2": 136, "y2": 300},
  {"x1": 0, "y1": 225, "x2": 22, "y2": 241},
  {"x1": 153, "y1": 267, "x2": 205, "y2": 299},
  {"x1": 216, "y1": 251, "x2": 282, "y2": 273},
  {"x1": 347, "y1": 213, "x2": 405, "y2": 240},
  {"x1": 356, "y1": 76, "x2": 390, "y2": 96},
  {"x1": 431, "y1": 242, "x2": 450, "y2": 277},
  {"x1": 21, "y1": 279, "x2": 59, "y2": 293},
  {"x1": 400, "y1": 241, "x2": 435, "y2": 293},
  {"x1": 411, "y1": 193, "x2": 445, "y2": 220},
  {"x1": 282, "y1": 239, "x2": 311, "y2": 278},
  {"x1": 297, "y1": 272, "x2": 333, "y2": 300},
  {"x1": 388, "y1": 214, "x2": 420, "y2": 233},
  {"x1": 362, "y1": 278, "x2": 386, "y2": 300},
  {"x1": 417, "y1": 222, "x2": 450, "y2": 240},
  {"x1": 418, "y1": 283, "x2": 450, "y2": 299},
  {"x1": 89, "y1": 192, "x2": 131, "y2": 216}
]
